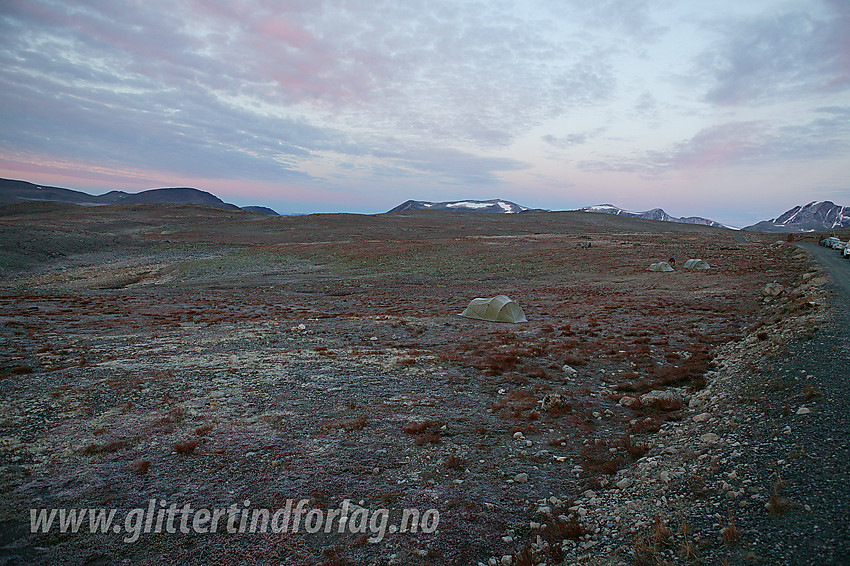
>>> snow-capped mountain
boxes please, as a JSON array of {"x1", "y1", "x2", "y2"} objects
[
  {"x1": 577, "y1": 204, "x2": 730, "y2": 228},
  {"x1": 388, "y1": 199, "x2": 542, "y2": 214},
  {"x1": 744, "y1": 201, "x2": 850, "y2": 233}
]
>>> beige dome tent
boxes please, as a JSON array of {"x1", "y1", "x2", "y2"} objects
[
  {"x1": 648, "y1": 262, "x2": 674, "y2": 272},
  {"x1": 683, "y1": 258, "x2": 709, "y2": 269},
  {"x1": 460, "y1": 295, "x2": 527, "y2": 323}
]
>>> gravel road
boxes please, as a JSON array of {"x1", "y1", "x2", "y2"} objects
[
  {"x1": 796, "y1": 242, "x2": 850, "y2": 301},
  {"x1": 746, "y1": 241, "x2": 850, "y2": 564}
]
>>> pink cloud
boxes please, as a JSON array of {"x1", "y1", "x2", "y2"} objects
[
  {"x1": 257, "y1": 18, "x2": 314, "y2": 48},
  {"x1": 0, "y1": 152, "x2": 346, "y2": 210}
]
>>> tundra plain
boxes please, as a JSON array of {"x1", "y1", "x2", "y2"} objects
[{"x1": 0, "y1": 203, "x2": 838, "y2": 565}]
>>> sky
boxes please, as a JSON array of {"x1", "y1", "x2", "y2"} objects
[{"x1": 1, "y1": 0, "x2": 849, "y2": 226}]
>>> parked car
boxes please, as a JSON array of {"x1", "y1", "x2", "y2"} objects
[
  {"x1": 831, "y1": 240, "x2": 845, "y2": 250},
  {"x1": 821, "y1": 237, "x2": 840, "y2": 247},
  {"x1": 844, "y1": 246, "x2": 850, "y2": 259}
]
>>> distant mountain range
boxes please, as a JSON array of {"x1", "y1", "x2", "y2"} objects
[
  {"x1": 388, "y1": 199, "x2": 543, "y2": 214},
  {"x1": 743, "y1": 201, "x2": 850, "y2": 233},
  {"x1": 388, "y1": 199, "x2": 734, "y2": 227},
  {"x1": 575, "y1": 204, "x2": 731, "y2": 228},
  {"x1": 6, "y1": 177, "x2": 845, "y2": 233},
  {"x1": 0, "y1": 178, "x2": 278, "y2": 215}
]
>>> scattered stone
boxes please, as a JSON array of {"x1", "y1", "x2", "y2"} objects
[
  {"x1": 761, "y1": 282, "x2": 784, "y2": 297},
  {"x1": 796, "y1": 406, "x2": 811, "y2": 415},
  {"x1": 514, "y1": 473, "x2": 529, "y2": 483},
  {"x1": 700, "y1": 433, "x2": 720, "y2": 444},
  {"x1": 541, "y1": 393, "x2": 564, "y2": 411},
  {"x1": 619, "y1": 396, "x2": 639, "y2": 408},
  {"x1": 562, "y1": 365, "x2": 577, "y2": 375},
  {"x1": 616, "y1": 477, "x2": 633, "y2": 489},
  {"x1": 692, "y1": 412, "x2": 711, "y2": 423}
]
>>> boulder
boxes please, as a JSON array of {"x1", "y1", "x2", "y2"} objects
[{"x1": 639, "y1": 390, "x2": 683, "y2": 411}]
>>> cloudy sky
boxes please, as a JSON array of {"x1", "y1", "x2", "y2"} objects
[{"x1": 1, "y1": 0, "x2": 848, "y2": 225}]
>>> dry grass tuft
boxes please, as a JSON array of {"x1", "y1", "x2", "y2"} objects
[
  {"x1": 318, "y1": 546, "x2": 346, "y2": 566},
  {"x1": 321, "y1": 416, "x2": 368, "y2": 433},
  {"x1": 172, "y1": 439, "x2": 198, "y2": 454},
  {"x1": 621, "y1": 434, "x2": 650, "y2": 460},
  {"x1": 514, "y1": 545, "x2": 539, "y2": 566},
  {"x1": 720, "y1": 514, "x2": 739, "y2": 547},
  {"x1": 402, "y1": 419, "x2": 444, "y2": 435},
  {"x1": 80, "y1": 438, "x2": 133, "y2": 455},
  {"x1": 541, "y1": 513, "x2": 584, "y2": 562},
  {"x1": 194, "y1": 424, "x2": 213, "y2": 436},
  {"x1": 414, "y1": 432, "x2": 441, "y2": 445},
  {"x1": 403, "y1": 419, "x2": 444, "y2": 445}
]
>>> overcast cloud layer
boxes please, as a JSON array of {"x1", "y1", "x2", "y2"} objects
[{"x1": 1, "y1": 0, "x2": 848, "y2": 225}]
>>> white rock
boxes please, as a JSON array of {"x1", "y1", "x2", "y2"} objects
[
  {"x1": 692, "y1": 413, "x2": 711, "y2": 423},
  {"x1": 562, "y1": 365, "x2": 577, "y2": 374},
  {"x1": 616, "y1": 477, "x2": 633, "y2": 489},
  {"x1": 514, "y1": 473, "x2": 529, "y2": 483},
  {"x1": 796, "y1": 407, "x2": 811, "y2": 415}
]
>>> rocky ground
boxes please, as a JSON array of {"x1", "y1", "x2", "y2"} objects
[{"x1": 0, "y1": 204, "x2": 844, "y2": 565}]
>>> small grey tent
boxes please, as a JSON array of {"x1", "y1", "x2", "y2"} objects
[
  {"x1": 683, "y1": 258, "x2": 709, "y2": 269},
  {"x1": 648, "y1": 262, "x2": 674, "y2": 272},
  {"x1": 459, "y1": 295, "x2": 527, "y2": 323}
]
